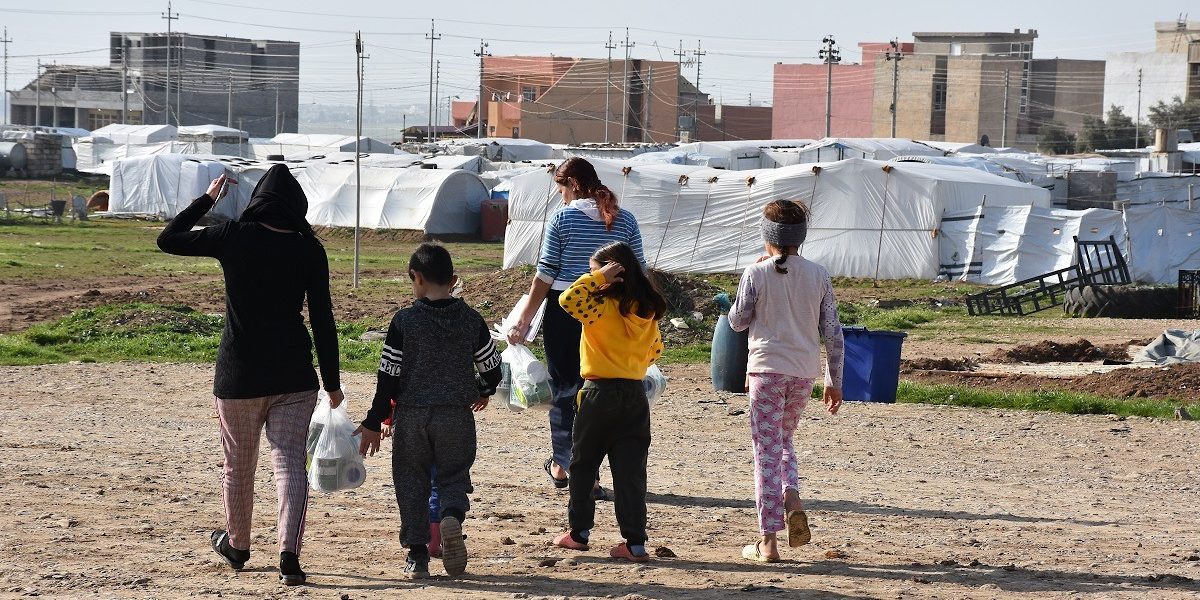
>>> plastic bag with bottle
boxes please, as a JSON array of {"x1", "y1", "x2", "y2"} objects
[
  {"x1": 501, "y1": 344, "x2": 552, "y2": 411},
  {"x1": 306, "y1": 389, "x2": 367, "y2": 493}
]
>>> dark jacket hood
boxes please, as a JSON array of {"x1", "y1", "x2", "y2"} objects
[{"x1": 240, "y1": 164, "x2": 313, "y2": 235}]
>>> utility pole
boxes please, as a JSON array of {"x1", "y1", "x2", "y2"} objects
[
  {"x1": 274, "y1": 87, "x2": 280, "y2": 135},
  {"x1": 162, "y1": 1, "x2": 178, "y2": 126},
  {"x1": 643, "y1": 65, "x2": 652, "y2": 142},
  {"x1": 34, "y1": 59, "x2": 39, "y2": 126},
  {"x1": 439, "y1": 59, "x2": 444, "y2": 135},
  {"x1": 1, "y1": 27, "x2": 10, "y2": 125},
  {"x1": 620, "y1": 28, "x2": 634, "y2": 143},
  {"x1": 226, "y1": 69, "x2": 232, "y2": 127},
  {"x1": 354, "y1": 31, "x2": 366, "y2": 289},
  {"x1": 605, "y1": 31, "x2": 615, "y2": 143},
  {"x1": 425, "y1": 19, "x2": 440, "y2": 144},
  {"x1": 694, "y1": 40, "x2": 705, "y2": 129},
  {"x1": 1135, "y1": 68, "x2": 1143, "y2": 148},
  {"x1": 120, "y1": 37, "x2": 128, "y2": 124},
  {"x1": 474, "y1": 39, "x2": 490, "y2": 139},
  {"x1": 1001, "y1": 69, "x2": 1010, "y2": 148},
  {"x1": 674, "y1": 39, "x2": 688, "y2": 140},
  {"x1": 885, "y1": 38, "x2": 903, "y2": 138},
  {"x1": 818, "y1": 35, "x2": 840, "y2": 138}
]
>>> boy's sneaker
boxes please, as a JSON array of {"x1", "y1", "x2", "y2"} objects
[
  {"x1": 209, "y1": 530, "x2": 249, "y2": 570},
  {"x1": 404, "y1": 550, "x2": 431, "y2": 580},
  {"x1": 278, "y1": 551, "x2": 306, "y2": 586},
  {"x1": 439, "y1": 516, "x2": 468, "y2": 578}
]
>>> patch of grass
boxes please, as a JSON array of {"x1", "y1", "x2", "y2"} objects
[
  {"x1": 837, "y1": 302, "x2": 942, "y2": 331},
  {"x1": 0, "y1": 303, "x2": 399, "y2": 373},
  {"x1": 895, "y1": 381, "x2": 1177, "y2": 419},
  {"x1": 661, "y1": 342, "x2": 711, "y2": 364}
]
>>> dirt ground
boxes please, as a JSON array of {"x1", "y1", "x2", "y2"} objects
[{"x1": 1, "y1": 362, "x2": 1198, "y2": 599}]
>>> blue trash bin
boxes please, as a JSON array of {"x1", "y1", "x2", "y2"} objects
[{"x1": 841, "y1": 326, "x2": 907, "y2": 403}]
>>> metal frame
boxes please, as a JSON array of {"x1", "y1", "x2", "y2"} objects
[
  {"x1": 966, "y1": 236, "x2": 1130, "y2": 316},
  {"x1": 1180, "y1": 270, "x2": 1200, "y2": 319}
]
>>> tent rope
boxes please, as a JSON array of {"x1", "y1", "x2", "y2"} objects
[
  {"x1": 652, "y1": 175, "x2": 688, "y2": 269},
  {"x1": 732, "y1": 176, "x2": 757, "y2": 272},
  {"x1": 687, "y1": 177, "x2": 719, "y2": 267}
]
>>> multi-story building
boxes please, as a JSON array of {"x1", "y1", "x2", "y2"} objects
[
  {"x1": 1105, "y1": 20, "x2": 1200, "y2": 128},
  {"x1": 869, "y1": 30, "x2": 1104, "y2": 148},
  {"x1": 9, "y1": 32, "x2": 299, "y2": 137},
  {"x1": 772, "y1": 42, "x2": 908, "y2": 139}
]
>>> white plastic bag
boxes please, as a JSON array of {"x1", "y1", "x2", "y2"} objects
[
  {"x1": 643, "y1": 363, "x2": 667, "y2": 404},
  {"x1": 502, "y1": 344, "x2": 552, "y2": 411},
  {"x1": 306, "y1": 390, "x2": 367, "y2": 493}
]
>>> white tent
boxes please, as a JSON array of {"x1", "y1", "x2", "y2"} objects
[
  {"x1": 504, "y1": 157, "x2": 1051, "y2": 279},
  {"x1": 90, "y1": 124, "x2": 178, "y2": 145},
  {"x1": 286, "y1": 151, "x2": 423, "y2": 168},
  {"x1": 889, "y1": 155, "x2": 1015, "y2": 179},
  {"x1": 1123, "y1": 204, "x2": 1200, "y2": 283},
  {"x1": 920, "y1": 141, "x2": 998, "y2": 155},
  {"x1": 108, "y1": 154, "x2": 260, "y2": 220},
  {"x1": 300, "y1": 163, "x2": 489, "y2": 234},
  {"x1": 790, "y1": 138, "x2": 945, "y2": 164},
  {"x1": 250, "y1": 134, "x2": 395, "y2": 158}
]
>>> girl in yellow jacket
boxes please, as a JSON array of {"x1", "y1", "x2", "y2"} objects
[{"x1": 551, "y1": 241, "x2": 665, "y2": 563}]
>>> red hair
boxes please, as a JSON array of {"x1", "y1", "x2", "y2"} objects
[{"x1": 555, "y1": 157, "x2": 619, "y2": 230}]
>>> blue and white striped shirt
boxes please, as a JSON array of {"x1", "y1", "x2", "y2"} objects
[{"x1": 536, "y1": 203, "x2": 645, "y2": 289}]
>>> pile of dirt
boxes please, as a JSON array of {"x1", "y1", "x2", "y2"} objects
[
  {"x1": 902, "y1": 357, "x2": 979, "y2": 372},
  {"x1": 905, "y1": 362, "x2": 1200, "y2": 401},
  {"x1": 1073, "y1": 362, "x2": 1200, "y2": 399},
  {"x1": 990, "y1": 339, "x2": 1107, "y2": 363},
  {"x1": 653, "y1": 270, "x2": 727, "y2": 316}
]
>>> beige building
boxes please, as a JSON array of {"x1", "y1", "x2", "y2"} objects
[
  {"x1": 1155, "y1": 19, "x2": 1200, "y2": 53},
  {"x1": 872, "y1": 30, "x2": 1104, "y2": 148}
]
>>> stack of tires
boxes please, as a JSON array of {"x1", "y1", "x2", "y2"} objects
[{"x1": 1063, "y1": 285, "x2": 1177, "y2": 318}]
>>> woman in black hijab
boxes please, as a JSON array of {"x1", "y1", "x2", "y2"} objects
[{"x1": 158, "y1": 164, "x2": 341, "y2": 586}]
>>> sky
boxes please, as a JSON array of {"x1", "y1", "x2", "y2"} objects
[{"x1": 0, "y1": 0, "x2": 1194, "y2": 126}]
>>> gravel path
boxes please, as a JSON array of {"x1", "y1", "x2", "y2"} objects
[{"x1": 0, "y1": 362, "x2": 1197, "y2": 599}]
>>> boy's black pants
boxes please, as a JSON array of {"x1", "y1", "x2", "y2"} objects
[
  {"x1": 567, "y1": 378, "x2": 651, "y2": 545},
  {"x1": 392, "y1": 404, "x2": 476, "y2": 546}
]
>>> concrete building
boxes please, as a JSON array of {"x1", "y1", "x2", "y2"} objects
[
  {"x1": 772, "y1": 42, "x2": 908, "y2": 139},
  {"x1": 1105, "y1": 22, "x2": 1200, "y2": 128},
  {"x1": 480, "y1": 55, "x2": 689, "y2": 144},
  {"x1": 695, "y1": 104, "x2": 773, "y2": 141},
  {"x1": 9, "y1": 32, "x2": 299, "y2": 137},
  {"x1": 865, "y1": 29, "x2": 1103, "y2": 148}
]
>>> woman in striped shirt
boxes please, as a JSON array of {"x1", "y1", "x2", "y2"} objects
[{"x1": 507, "y1": 157, "x2": 645, "y2": 495}]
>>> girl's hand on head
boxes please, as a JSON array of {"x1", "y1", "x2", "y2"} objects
[
  {"x1": 597, "y1": 261, "x2": 625, "y2": 283},
  {"x1": 823, "y1": 387, "x2": 843, "y2": 415}
]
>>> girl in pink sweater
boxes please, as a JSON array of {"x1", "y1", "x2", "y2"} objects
[{"x1": 727, "y1": 200, "x2": 844, "y2": 563}]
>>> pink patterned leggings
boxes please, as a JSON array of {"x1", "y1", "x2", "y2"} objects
[{"x1": 748, "y1": 373, "x2": 813, "y2": 535}]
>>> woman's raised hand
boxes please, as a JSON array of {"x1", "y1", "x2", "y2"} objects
[{"x1": 206, "y1": 174, "x2": 237, "y2": 202}]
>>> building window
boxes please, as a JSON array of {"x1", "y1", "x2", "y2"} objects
[
  {"x1": 950, "y1": 42, "x2": 962, "y2": 56},
  {"x1": 930, "y1": 56, "x2": 948, "y2": 136},
  {"x1": 204, "y1": 39, "x2": 216, "y2": 69},
  {"x1": 1189, "y1": 63, "x2": 1200, "y2": 101},
  {"x1": 521, "y1": 86, "x2": 536, "y2": 102}
]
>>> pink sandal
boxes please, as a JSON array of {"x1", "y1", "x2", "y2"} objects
[
  {"x1": 609, "y1": 542, "x2": 651, "y2": 563},
  {"x1": 553, "y1": 531, "x2": 589, "y2": 551}
]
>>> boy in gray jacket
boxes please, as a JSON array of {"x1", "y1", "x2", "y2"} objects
[{"x1": 358, "y1": 243, "x2": 502, "y2": 579}]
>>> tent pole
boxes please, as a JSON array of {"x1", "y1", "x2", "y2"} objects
[
  {"x1": 353, "y1": 32, "x2": 363, "y2": 289},
  {"x1": 874, "y1": 165, "x2": 894, "y2": 287}
]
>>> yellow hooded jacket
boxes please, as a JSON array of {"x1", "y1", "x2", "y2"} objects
[{"x1": 559, "y1": 270, "x2": 663, "y2": 380}]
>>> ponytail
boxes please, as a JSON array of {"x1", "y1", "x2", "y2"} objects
[
  {"x1": 594, "y1": 185, "x2": 619, "y2": 230},
  {"x1": 773, "y1": 254, "x2": 790, "y2": 274}
]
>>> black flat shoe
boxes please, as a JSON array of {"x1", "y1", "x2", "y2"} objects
[
  {"x1": 592, "y1": 485, "x2": 610, "y2": 502},
  {"x1": 544, "y1": 458, "x2": 569, "y2": 489},
  {"x1": 279, "y1": 551, "x2": 306, "y2": 586},
  {"x1": 210, "y1": 530, "x2": 248, "y2": 570}
]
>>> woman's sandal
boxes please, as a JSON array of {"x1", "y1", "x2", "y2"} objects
[
  {"x1": 786, "y1": 510, "x2": 812, "y2": 547},
  {"x1": 741, "y1": 541, "x2": 780, "y2": 563},
  {"x1": 544, "y1": 458, "x2": 569, "y2": 489}
]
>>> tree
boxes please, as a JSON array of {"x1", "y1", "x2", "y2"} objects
[
  {"x1": 1038, "y1": 121, "x2": 1076, "y2": 155},
  {"x1": 1147, "y1": 96, "x2": 1200, "y2": 136},
  {"x1": 1104, "y1": 105, "x2": 1140, "y2": 149},
  {"x1": 1076, "y1": 115, "x2": 1111, "y2": 153}
]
